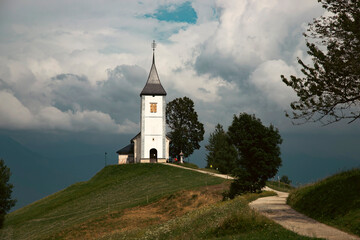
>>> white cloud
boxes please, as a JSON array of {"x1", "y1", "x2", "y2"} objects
[
  {"x1": 0, "y1": 90, "x2": 138, "y2": 133},
  {"x1": 0, "y1": 0, "x2": 334, "y2": 134},
  {"x1": 37, "y1": 107, "x2": 138, "y2": 133},
  {"x1": 249, "y1": 59, "x2": 297, "y2": 108},
  {"x1": 0, "y1": 91, "x2": 35, "y2": 129},
  {"x1": 194, "y1": 0, "x2": 323, "y2": 80}
]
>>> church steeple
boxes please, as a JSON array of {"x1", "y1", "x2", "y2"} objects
[
  {"x1": 116, "y1": 40, "x2": 169, "y2": 165},
  {"x1": 140, "y1": 40, "x2": 167, "y2": 96}
]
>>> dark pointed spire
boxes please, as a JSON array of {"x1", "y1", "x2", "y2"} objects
[{"x1": 140, "y1": 40, "x2": 167, "y2": 96}]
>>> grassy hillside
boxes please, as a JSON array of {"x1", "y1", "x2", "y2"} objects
[
  {"x1": 0, "y1": 164, "x2": 225, "y2": 239},
  {"x1": 100, "y1": 192, "x2": 320, "y2": 240},
  {"x1": 287, "y1": 168, "x2": 360, "y2": 236}
]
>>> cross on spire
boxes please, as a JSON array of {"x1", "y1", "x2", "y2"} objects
[
  {"x1": 140, "y1": 40, "x2": 166, "y2": 96},
  {"x1": 151, "y1": 40, "x2": 157, "y2": 52}
]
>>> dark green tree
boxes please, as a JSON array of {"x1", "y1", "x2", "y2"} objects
[
  {"x1": 205, "y1": 124, "x2": 237, "y2": 174},
  {"x1": 166, "y1": 97, "x2": 205, "y2": 158},
  {"x1": 280, "y1": 175, "x2": 292, "y2": 185},
  {"x1": 0, "y1": 159, "x2": 16, "y2": 228},
  {"x1": 227, "y1": 113, "x2": 282, "y2": 197},
  {"x1": 281, "y1": 0, "x2": 360, "y2": 125}
]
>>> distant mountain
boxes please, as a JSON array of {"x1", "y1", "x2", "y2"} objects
[
  {"x1": 0, "y1": 135, "x2": 112, "y2": 211},
  {"x1": 0, "y1": 135, "x2": 69, "y2": 210}
]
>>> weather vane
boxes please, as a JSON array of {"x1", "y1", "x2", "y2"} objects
[{"x1": 152, "y1": 40, "x2": 157, "y2": 52}]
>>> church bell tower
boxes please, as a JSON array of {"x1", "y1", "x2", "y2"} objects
[{"x1": 140, "y1": 41, "x2": 168, "y2": 163}]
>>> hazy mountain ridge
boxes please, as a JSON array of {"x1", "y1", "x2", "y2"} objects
[
  {"x1": 0, "y1": 135, "x2": 105, "y2": 210},
  {"x1": 0, "y1": 135, "x2": 67, "y2": 210}
]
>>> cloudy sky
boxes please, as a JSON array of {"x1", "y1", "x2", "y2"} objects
[{"x1": 1, "y1": 0, "x2": 359, "y2": 184}]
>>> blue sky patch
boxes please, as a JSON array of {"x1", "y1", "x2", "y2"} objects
[{"x1": 145, "y1": 1, "x2": 197, "y2": 24}]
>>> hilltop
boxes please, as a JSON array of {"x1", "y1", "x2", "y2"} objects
[{"x1": 0, "y1": 164, "x2": 225, "y2": 239}]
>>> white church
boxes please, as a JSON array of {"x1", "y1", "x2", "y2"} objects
[{"x1": 116, "y1": 42, "x2": 170, "y2": 164}]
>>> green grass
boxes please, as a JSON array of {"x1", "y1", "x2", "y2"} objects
[
  {"x1": 287, "y1": 168, "x2": 360, "y2": 237},
  {"x1": 0, "y1": 164, "x2": 225, "y2": 240},
  {"x1": 100, "y1": 191, "x2": 321, "y2": 240},
  {"x1": 266, "y1": 181, "x2": 295, "y2": 192}
]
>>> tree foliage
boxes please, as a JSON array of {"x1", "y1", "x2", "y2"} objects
[
  {"x1": 280, "y1": 175, "x2": 292, "y2": 185},
  {"x1": 166, "y1": 96, "x2": 205, "y2": 158},
  {"x1": 227, "y1": 113, "x2": 282, "y2": 197},
  {"x1": 205, "y1": 124, "x2": 237, "y2": 174},
  {"x1": 0, "y1": 159, "x2": 16, "y2": 228},
  {"x1": 281, "y1": 0, "x2": 360, "y2": 125}
]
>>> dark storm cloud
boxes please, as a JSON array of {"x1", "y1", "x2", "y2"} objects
[
  {"x1": 0, "y1": 64, "x2": 146, "y2": 133},
  {"x1": 50, "y1": 73, "x2": 94, "y2": 112},
  {"x1": 48, "y1": 65, "x2": 147, "y2": 124},
  {"x1": 194, "y1": 50, "x2": 252, "y2": 84},
  {"x1": 102, "y1": 65, "x2": 145, "y2": 102}
]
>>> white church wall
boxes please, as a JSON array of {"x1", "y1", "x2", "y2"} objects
[
  {"x1": 118, "y1": 154, "x2": 134, "y2": 164},
  {"x1": 144, "y1": 95, "x2": 163, "y2": 116},
  {"x1": 141, "y1": 95, "x2": 166, "y2": 160},
  {"x1": 166, "y1": 138, "x2": 170, "y2": 159},
  {"x1": 143, "y1": 135, "x2": 164, "y2": 158},
  {"x1": 133, "y1": 136, "x2": 141, "y2": 163},
  {"x1": 144, "y1": 118, "x2": 163, "y2": 135}
]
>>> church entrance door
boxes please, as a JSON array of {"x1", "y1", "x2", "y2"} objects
[{"x1": 150, "y1": 148, "x2": 157, "y2": 163}]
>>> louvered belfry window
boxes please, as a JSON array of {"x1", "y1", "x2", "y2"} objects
[{"x1": 150, "y1": 103, "x2": 157, "y2": 113}]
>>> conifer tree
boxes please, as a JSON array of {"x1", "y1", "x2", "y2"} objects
[
  {"x1": 0, "y1": 159, "x2": 16, "y2": 228},
  {"x1": 205, "y1": 124, "x2": 237, "y2": 174}
]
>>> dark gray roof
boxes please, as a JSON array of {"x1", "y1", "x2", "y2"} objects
[
  {"x1": 140, "y1": 54, "x2": 167, "y2": 96},
  {"x1": 116, "y1": 143, "x2": 134, "y2": 155}
]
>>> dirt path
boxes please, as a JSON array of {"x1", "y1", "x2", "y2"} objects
[
  {"x1": 162, "y1": 163, "x2": 234, "y2": 180},
  {"x1": 250, "y1": 187, "x2": 360, "y2": 240}
]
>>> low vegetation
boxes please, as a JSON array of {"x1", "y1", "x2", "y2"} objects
[
  {"x1": 100, "y1": 191, "x2": 320, "y2": 240},
  {"x1": 287, "y1": 168, "x2": 360, "y2": 237},
  {"x1": 0, "y1": 164, "x2": 224, "y2": 239},
  {"x1": 266, "y1": 181, "x2": 295, "y2": 192}
]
